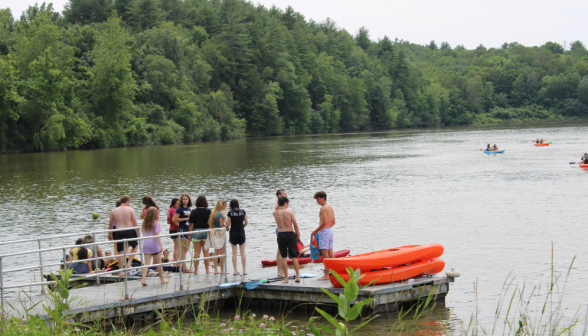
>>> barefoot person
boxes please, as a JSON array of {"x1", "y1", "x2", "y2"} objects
[
  {"x1": 311, "y1": 191, "x2": 336, "y2": 281},
  {"x1": 108, "y1": 195, "x2": 139, "y2": 277},
  {"x1": 166, "y1": 198, "x2": 180, "y2": 265},
  {"x1": 189, "y1": 195, "x2": 212, "y2": 274},
  {"x1": 274, "y1": 189, "x2": 287, "y2": 277},
  {"x1": 140, "y1": 207, "x2": 168, "y2": 286},
  {"x1": 173, "y1": 193, "x2": 192, "y2": 273},
  {"x1": 226, "y1": 199, "x2": 248, "y2": 275},
  {"x1": 273, "y1": 197, "x2": 301, "y2": 283},
  {"x1": 208, "y1": 200, "x2": 228, "y2": 275}
]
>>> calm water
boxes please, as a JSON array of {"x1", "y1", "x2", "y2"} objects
[{"x1": 1, "y1": 122, "x2": 588, "y2": 333}]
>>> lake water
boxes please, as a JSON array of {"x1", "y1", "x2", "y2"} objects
[{"x1": 1, "y1": 121, "x2": 587, "y2": 333}]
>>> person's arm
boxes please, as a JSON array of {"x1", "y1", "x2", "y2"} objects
[
  {"x1": 131, "y1": 208, "x2": 139, "y2": 236},
  {"x1": 98, "y1": 247, "x2": 103, "y2": 258},
  {"x1": 87, "y1": 260, "x2": 94, "y2": 273},
  {"x1": 312, "y1": 208, "x2": 327, "y2": 236},
  {"x1": 155, "y1": 232, "x2": 163, "y2": 254},
  {"x1": 140, "y1": 206, "x2": 147, "y2": 219},
  {"x1": 243, "y1": 214, "x2": 248, "y2": 228},
  {"x1": 173, "y1": 213, "x2": 183, "y2": 223},
  {"x1": 108, "y1": 210, "x2": 114, "y2": 240},
  {"x1": 225, "y1": 216, "x2": 231, "y2": 231},
  {"x1": 291, "y1": 212, "x2": 300, "y2": 240},
  {"x1": 219, "y1": 212, "x2": 227, "y2": 227}
]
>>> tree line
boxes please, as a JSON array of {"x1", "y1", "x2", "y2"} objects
[{"x1": 1, "y1": 1, "x2": 587, "y2": 153}]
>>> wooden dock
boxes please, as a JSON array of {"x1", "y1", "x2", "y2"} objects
[{"x1": 5, "y1": 264, "x2": 455, "y2": 323}]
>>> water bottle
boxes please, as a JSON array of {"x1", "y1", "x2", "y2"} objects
[{"x1": 310, "y1": 235, "x2": 320, "y2": 260}]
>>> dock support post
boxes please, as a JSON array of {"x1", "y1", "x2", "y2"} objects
[
  {"x1": 92, "y1": 233, "x2": 99, "y2": 286},
  {"x1": 178, "y1": 238, "x2": 184, "y2": 291},
  {"x1": 0, "y1": 257, "x2": 4, "y2": 312},
  {"x1": 62, "y1": 248, "x2": 68, "y2": 272},
  {"x1": 224, "y1": 232, "x2": 228, "y2": 283},
  {"x1": 123, "y1": 239, "x2": 129, "y2": 300},
  {"x1": 37, "y1": 239, "x2": 45, "y2": 294}
]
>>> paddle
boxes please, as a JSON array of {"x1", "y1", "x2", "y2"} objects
[{"x1": 245, "y1": 277, "x2": 285, "y2": 290}]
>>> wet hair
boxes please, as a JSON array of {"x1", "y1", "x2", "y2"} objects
[
  {"x1": 115, "y1": 199, "x2": 122, "y2": 207},
  {"x1": 314, "y1": 191, "x2": 327, "y2": 201},
  {"x1": 120, "y1": 195, "x2": 130, "y2": 204},
  {"x1": 142, "y1": 196, "x2": 159, "y2": 210},
  {"x1": 180, "y1": 193, "x2": 192, "y2": 207},
  {"x1": 278, "y1": 197, "x2": 289, "y2": 206},
  {"x1": 229, "y1": 199, "x2": 239, "y2": 210},
  {"x1": 142, "y1": 207, "x2": 159, "y2": 232},
  {"x1": 276, "y1": 189, "x2": 285, "y2": 198},
  {"x1": 209, "y1": 200, "x2": 227, "y2": 229},
  {"x1": 83, "y1": 235, "x2": 94, "y2": 244},
  {"x1": 195, "y1": 195, "x2": 208, "y2": 208},
  {"x1": 75, "y1": 238, "x2": 84, "y2": 245},
  {"x1": 169, "y1": 198, "x2": 179, "y2": 208},
  {"x1": 77, "y1": 247, "x2": 89, "y2": 260}
]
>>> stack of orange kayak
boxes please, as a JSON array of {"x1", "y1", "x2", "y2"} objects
[{"x1": 325, "y1": 243, "x2": 445, "y2": 288}]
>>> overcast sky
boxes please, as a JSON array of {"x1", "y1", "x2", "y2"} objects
[{"x1": 4, "y1": 0, "x2": 586, "y2": 49}]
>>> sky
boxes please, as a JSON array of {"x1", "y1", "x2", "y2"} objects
[{"x1": 3, "y1": 0, "x2": 587, "y2": 50}]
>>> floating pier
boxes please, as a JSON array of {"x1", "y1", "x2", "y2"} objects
[{"x1": 6, "y1": 264, "x2": 456, "y2": 323}]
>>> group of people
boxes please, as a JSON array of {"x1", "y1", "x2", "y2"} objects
[
  {"x1": 69, "y1": 189, "x2": 336, "y2": 286},
  {"x1": 535, "y1": 138, "x2": 546, "y2": 144},
  {"x1": 485, "y1": 144, "x2": 499, "y2": 151}
]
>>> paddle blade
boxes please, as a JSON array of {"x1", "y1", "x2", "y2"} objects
[
  {"x1": 246, "y1": 281, "x2": 262, "y2": 290},
  {"x1": 570, "y1": 162, "x2": 577, "y2": 164}
]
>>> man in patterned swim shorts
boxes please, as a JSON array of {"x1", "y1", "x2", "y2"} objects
[{"x1": 311, "y1": 191, "x2": 336, "y2": 281}]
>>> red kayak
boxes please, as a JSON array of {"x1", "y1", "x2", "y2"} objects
[
  {"x1": 534, "y1": 143, "x2": 549, "y2": 146},
  {"x1": 261, "y1": 249, "x2": 351, "y2": 267}
]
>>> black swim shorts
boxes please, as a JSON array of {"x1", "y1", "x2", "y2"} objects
[
  {"x1": 277, "y1": 232, "x2": 299, "y2": 258},
  {"x1": 112, "y1": 229, "x2": 138, "y2": 252},
  {"x1": 229, "y1": 232, "x2": 246, "y2": 246},
  {"x1": 169, "y1": 229, "x2": 178, "y2": 240}
]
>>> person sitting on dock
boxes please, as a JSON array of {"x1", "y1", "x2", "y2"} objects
[
  {"x1": 486, "y1": 144, "x2": 492, "y2": 151},
  {"x1": 297, "y1": 238, "x2": 310, "y2": 258},
  {"x1": 273, "y1": 197, "x2": 301, "y2": 283},
  {"x1": 69, "y1": 238, "x2": 92, "y2": 262},
  {"x1": 70, "y1": 246, "x2": 94, "y2": 274},
  {"x1": 104, "y1": 250, "x2": 115, "y2": 266},
  {"x1": 162, "y1": 249, "x2": 174, "y2": 263},
  {"x1": 492, "y1": 144, "x2": 498, "y2": 151},
  {"x1": 84, "y1": 234, "x2": 104, "y2": 270}
]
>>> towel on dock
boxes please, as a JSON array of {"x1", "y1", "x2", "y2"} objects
[{"x1": 204, "y1": 228, "x2": 226, "y2": 249}]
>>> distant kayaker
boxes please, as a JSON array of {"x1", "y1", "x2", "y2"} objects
[
  {"x1": 274, "y1": 189, "x2": 287, "y2": 277},
  {"x1": 492, "y1": 144, "x2": 498, "y2": 151},
  {"x1": 312, "y1": 191, "x2": 336, "y2": 281},
  {"x1": 540, "y1": 138, "x2": 544, "y2": 144},
  {"x1": 486, "y1": 144, "x2": 492, "y2": 151},
  {"x1": 582, "y1": 153, "x2": 588, "y2": 164},
  {"x1": 273, "y1": 197, "x2": 301, "y2": 283}
]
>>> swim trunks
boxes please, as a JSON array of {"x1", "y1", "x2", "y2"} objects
[
  {"x1": 277, "y1": 232, "x2": 299, "y2": 258},
  {"x1": 229, "y1": 232, "x2": 246, "y2": 246},
  {"x1": 317, "y1": 228, "x2": 333, "y2": 250},
  {"x1": 169, "y1": 229, "x2": 178, "y2": 240},
  {"x1": 112, "y1": 229, "x2": 138, "y2": 252}
]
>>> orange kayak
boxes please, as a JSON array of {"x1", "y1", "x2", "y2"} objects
[
  {"x1": 329, "y1": 258, "x2": 445, "y2": 288},
  {"x1": 580, "y1": 164, "x2": 588, "y2": 168},
  {"x1": 324, "y1": 243, "x2": 444, "y2": 274},
  {"x1": 534, "y1": 143, "x2": 549, "y2": 146}
]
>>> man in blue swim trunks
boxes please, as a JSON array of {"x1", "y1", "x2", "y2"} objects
[{"x1": 311, "y1": 191, "x2": 336, "y2": 281}]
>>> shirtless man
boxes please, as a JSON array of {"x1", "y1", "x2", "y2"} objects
[
  {"x1": 274, "y1": 189, "x2": 288, "y2": 277},
  {"x1": 311, "y1": 191, "x2": 336, "y2": 281},
  {"x1": 273, "y1": 197, "x2": 301, "y2": 283},
  {"x1": 108, "y1": 195, "x2": 139, "y2": 277}
]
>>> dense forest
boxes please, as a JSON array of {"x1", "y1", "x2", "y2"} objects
[{"x1": 1, "y1": 1, "x2": 588, "y2": 153}]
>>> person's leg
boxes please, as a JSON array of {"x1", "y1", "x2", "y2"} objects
[
  {"x1": 201, "y1": 245, "x2": 211, "y2": 273},
  {"x1": 292, "y1": 258, "x2": 300, "y2": 282},
  {"x1": 280, "y1": 254, "x2": 289, "y2": 283},
  {"x1": 180, "y1": 238, "x2": 190, "y2": 271},
  {"x1": 328, "y1": 249, "x2": 335, "y2": 259},
  {"x1": 317, "y1": 249, "x2": 331, "y2": 280},
  {"x1": 152, "y1": 254, "x2": 168, "y2": 285},
  {"x1": 276, "y1": 249, "x2": 284, "y2": 277},
  {"x1": 172, "y1": 238, "x2": 179, "y2": 266},
  {"x1": 213, "y1": 249, "x2": 219, "y2": 274},
  {"x1": 193, "y1": 241, "x2": 202, "y2": 274},
  {"x1": 231, "y1": 244, "x2": 239, "y2": 275},
  {"x1": 141, "y1": 254, "x2": 152, "y2": 285},
  {"x1": 239, "y1": 244, "x2": 247, "y2": 275},
  {"x1": 128, "y1": 244, "x2": 138, "y2": 270},
  {"x1": 218, "y1": 246, "x2": 227, "y2": 274}
]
